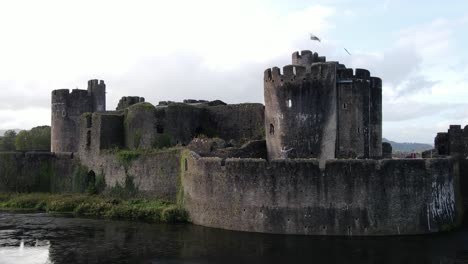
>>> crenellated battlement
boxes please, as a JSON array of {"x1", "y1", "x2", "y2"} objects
[
  {"x1": 370, "y1": 77, "x2": 382, "y2": 88},
  {"x1": 51, "y1": 89, "x2": 71, "y2": 103},
  {"x1": 264, "y1": 63, "x2": 338, "y2": 85},
  {"x1": 337, "y1": 68, "x2": 353, "y2": 79},
  {"x1": 87, "y1": 79, "x2": 105, "y2": 88},
  {"x1": 265, "y1": 62, "x2": 376, "y2": 87},
  {"x1": 70, "y1": 89, "x2": 89, "y2": 97},
  {"x1": 52, "y1": 89, "x2": 71, "y2": 95},
  {"x1": 336, "y1": 68, "x2": 382, "y2": 86},
  {"x1": 264, "y1": 65, "x2": 307, "y2": 82},
  {"x1": 51, "y1": 88, "x2": 91, "y2": 104},
  {"x1": 292, "y1": 50, "x2": 326, "y2": 65},
  {"x1": 355, "y1": 68, "x2": 370, "y2": 79}
]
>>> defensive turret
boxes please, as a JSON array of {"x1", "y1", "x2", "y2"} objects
[{"x1": 264, "y1": 50, "x2": 382, "y2": 162}]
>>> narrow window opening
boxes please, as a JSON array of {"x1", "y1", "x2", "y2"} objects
[
  {"x1": 342, "y1": 103, "x2": 347, "y2": 109},
  {"x1": 156, "y1": 124, "x2": 164, "y2": 134},
  {"x1": 86, "y1": 115, "x2": 92, "y2": 128},
  {"x1": 287, "y1": 99, "x2": 292, "y2": 108},
  {"x1": 184, "y1": 159, "x2": 188, "y2": 171},
  {"x1": 269, "y1": 124, "x2": 275, "y2": 135},
  {"x1": 86, "y1": 131, "x2": 91, "y2": 147},
  {"x1": 293, "y1": 66, "x2": 297, "y2": 75},
  {"x1": 357, "y1": 128, "x2": 360, "y2": 133}
]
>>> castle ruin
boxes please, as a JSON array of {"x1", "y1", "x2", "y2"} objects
[
  {"x1": 0, "y1": 50, "x2": 461, "y2": 236},
  {"x1": 51, "y1": 79, "x2": 106, "y2": 152},
  {"x1": 264, "y1": 51, "x2": 382, "y2": 161}
]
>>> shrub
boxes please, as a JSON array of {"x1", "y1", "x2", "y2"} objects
[{"x1": 161, "y1": 205, "x2": 188, "y2": 223}]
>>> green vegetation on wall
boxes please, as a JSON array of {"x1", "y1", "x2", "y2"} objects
[
  {"x1": 72, "y1": 164, "x2": 89, "y2": 193},
  {"x1": 94, "y1": 174, "x2": 107, "y2": 195},
  {"x1": 109, "y1": 175, "x2": 138, "y2": 199},
  {"x1": 71, "y1": 164, "x2": 106, "y2": 195},
  {"x1": 0, "y1": 152, "x2": 57, "y2": 193},
  {"x1": 134, "y1": 129, "x2": 142, "y2": 149},
  {"x1": 116, "y1": 150, "x2": 141, "y2": 169},
  {"x1": 37, "y1": 162, "x2": 53, "y2": 192},
  {"x1": 152, "y1": 133, "x2": 173, "y2": 149},
  {"x1": 114, "y1": 147, "x2": 182, "y2": 168},
  {"x1": 177, "y1": 149, "x2": 190, "y2": 208}
]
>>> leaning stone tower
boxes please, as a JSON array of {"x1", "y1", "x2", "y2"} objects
[
  {"x1": 264, "y1": 50, "x2": 382, "y2": 161},
  {"x1": 51, "y1": 79, "x2": 106, "y2": 152}
]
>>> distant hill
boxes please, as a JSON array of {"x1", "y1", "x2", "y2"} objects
[{"x1": 383, "y1": 138, "x2": 433, "y2": 153}]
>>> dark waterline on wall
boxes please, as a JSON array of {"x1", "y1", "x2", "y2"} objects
[{"x1": 1, "y1": 212, "x2": 468, "y2": 264}]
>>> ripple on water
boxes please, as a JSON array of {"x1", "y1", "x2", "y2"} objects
[
  {"x1": 0, "y1": 239, "x2": 52, "y2": 264},
  {"x1": 1, "y1": 212, "x2": 468, "y2": 264}
]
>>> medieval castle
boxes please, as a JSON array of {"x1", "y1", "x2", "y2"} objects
[{"x1": 0, "y1": 50, "x2": 462, "y2": 236}]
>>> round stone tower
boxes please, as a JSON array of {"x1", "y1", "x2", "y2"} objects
[
  {"x1": 51, "y1": 79, "x2": 106, "y2": 152},
  {"x1": 264, "y1": 50, "x2": 382, "y2": 161},
  {"x1": 264, "y1": 55, "x2": 338, "y2": 161}
]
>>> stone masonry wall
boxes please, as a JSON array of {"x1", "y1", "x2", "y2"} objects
[
  {"x1": 182, "y1": 153, "x2": 461, "y2": 236},
  {"x1": 264, "y1": 63, "x2": 338, "y2": 161},
  {"x1": 0, "y1": 152, "x2": 77, "y2": 192},
  {"x1": 78, "y1": 148, "x2": 183, "y2": 202},
  {"x1": 207, "y1": 103, "x2": 265, "y2": 142}
]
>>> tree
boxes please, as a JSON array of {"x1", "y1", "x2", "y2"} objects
[
  {"x1": 15, "y1": 126, "x2": 51, "y2": 151},
  {"x1": 15, "y1": 130, "x2": 31, "y2": 151},
  {"x1": 29, "y1": 126, "x2": 50, "y2": 150},
  {"x1": 0, "y1": 130, "x2": 17, "y2": 151}
]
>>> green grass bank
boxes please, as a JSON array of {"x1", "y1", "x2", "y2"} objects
[{"x1": 0, "y1": 192, "x2": 187, "y2": 223}]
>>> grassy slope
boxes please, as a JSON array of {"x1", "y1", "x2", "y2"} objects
[{"x1": 0, "y1": 193, "x2": 187, "y2": 223}]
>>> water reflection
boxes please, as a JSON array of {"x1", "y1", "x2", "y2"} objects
[
  {"x1": 0, "y1": 239, "x2": 51, "y2": 264},
  {"x1": 1, "y1": 212, "x2": 468, "y2": 264}
]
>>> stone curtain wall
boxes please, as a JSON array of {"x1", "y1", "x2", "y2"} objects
[
  {"x1": 207, "y1": 103, "x2": 265, "y2": 142},
  {"x1": 0, "y1": 149, "x2": 184, "y2": 202},
  {"x1": 0, "y1": 152, "x2": 76, "y2": 192},
  {"x1": 182, "y1": 153, "x2": 461, "y2": 236},
  {"x1": 78, "y1": 149, "x2": 183, "y2": 202}
]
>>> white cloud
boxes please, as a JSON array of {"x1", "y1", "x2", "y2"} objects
[
  {"x1": 0, "y1": 1, "x2": 335, "y2": 129},
  {"x1": 0, "y1": 0, "x2": 466, "y2": 146},
  {"x1": 0, "y1": 108, "x2": 50, "y2": 130}
]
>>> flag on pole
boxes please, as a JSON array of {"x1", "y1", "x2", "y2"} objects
[{"x1": 309, "y1": 33, "x2": 321, "y2": 42}]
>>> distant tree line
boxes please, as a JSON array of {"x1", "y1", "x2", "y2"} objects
[{"x1": 0, "y1": 126, "x2": 51, "y2": 151}]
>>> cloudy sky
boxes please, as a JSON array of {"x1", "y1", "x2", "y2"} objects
[{"x1": 0, "y1": 0, "x2": 467, "y2": 144}]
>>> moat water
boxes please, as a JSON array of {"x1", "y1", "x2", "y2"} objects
[{"x1": 1, "y1": 212, "x2": 468, "y2": 264}]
